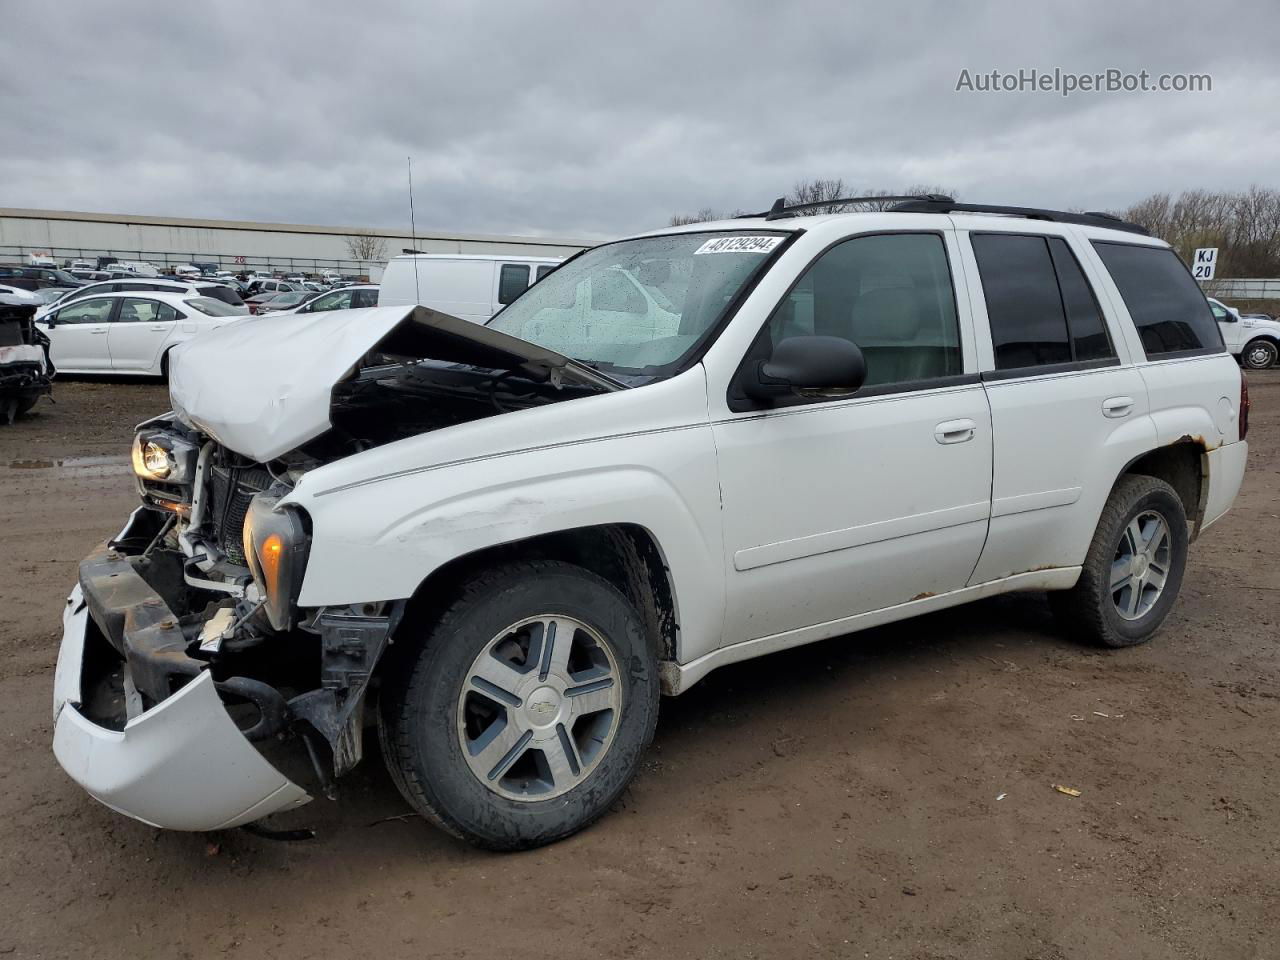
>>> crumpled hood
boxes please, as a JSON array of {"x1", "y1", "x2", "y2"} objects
[{"x1": 168, "y1": 304, "x2": 622, "y2": 461}]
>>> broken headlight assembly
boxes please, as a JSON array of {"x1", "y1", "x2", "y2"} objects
[
  {"x1": 131, "y1": 428, "x2": 199, "y2": 483},
  {"x1": 242, "y1": 493, "x2": 311, "y2": 631}
]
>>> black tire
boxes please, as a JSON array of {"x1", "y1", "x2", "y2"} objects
[
  {"x1": 379, "y1": 560, "x2": 659, "y2": 849},
  {"x1": 1241, "y1": 338, "x2": 1278, "y2": 370},
  {"x1": 1050, "y1": 474, "x2": 1188, "y2": 648},
  {"x1": 160, "y1": 349, "x2": 172, "y2": 381}
]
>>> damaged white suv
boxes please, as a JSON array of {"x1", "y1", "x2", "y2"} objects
[{"x1": 52, "y1": 197, "x2": 1249, "y2": 848}]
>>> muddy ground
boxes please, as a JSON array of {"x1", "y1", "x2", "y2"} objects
[{"x1": 0, "y1": 374, "x2": 1276, "y2": 960}]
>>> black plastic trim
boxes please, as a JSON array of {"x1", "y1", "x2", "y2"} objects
[
  {"x1": 891, "y1": 199, "x2": 1149, "y2": 235},
  {"x1": 981, "y1": 358, "x2": 1122, "y2": 382}
]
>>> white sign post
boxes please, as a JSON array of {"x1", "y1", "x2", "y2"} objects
[{"x1": 1192, "y1": 247, "x2": 1218, "y2": 281}]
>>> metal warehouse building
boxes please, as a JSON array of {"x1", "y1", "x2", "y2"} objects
[{"x1": 0, "y1": 208, "x2": 593, "y2": 277}]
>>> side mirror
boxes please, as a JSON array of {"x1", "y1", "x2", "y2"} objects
[{"x1": 745, "y1": 336, "x2": 867, "y2": 403}]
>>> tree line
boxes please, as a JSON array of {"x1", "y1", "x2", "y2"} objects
[{"x1": 671, "y1": 181, "x2": 1280, "y2": 279}]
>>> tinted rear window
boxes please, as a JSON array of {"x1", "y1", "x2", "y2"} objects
[
  {"x1": 1092, "y1": 242, "x2": 1224, "y2": 357},
  {"x1": 971, "y1": 233, "x2": 1071, "y2": 368},
  {"x1": 184, "y1": 297, "x2": 243, "y2": 317},
  {"x1": 197, "y1": 285, "x2": 244, "y2": 306}
]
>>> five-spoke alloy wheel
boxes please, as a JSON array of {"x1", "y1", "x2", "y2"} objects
[
  {"x1": 380, "y1": 561, "x2": 659, "y2": 849},
  {"x1": 1050, "y1": 474, "x2": 1188, "y2": 647}
]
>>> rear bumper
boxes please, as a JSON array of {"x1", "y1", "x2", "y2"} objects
[{"x1": 52, "y1": 571, "x2": 310, "y2": 831}]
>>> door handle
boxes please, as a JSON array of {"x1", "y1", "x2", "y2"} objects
[
  {"x1": 1102, "y1": 396, "x2": 1134, "y2": 418},
  {"x1": 149, "y1": 325, "x2": 168, "y2": 331},
  {"x1": 89, "y1": 329, "x2": 107, "y2": 335},
  {"x1": 935, "y1": 418, "x2": 976, "y2": 444}
]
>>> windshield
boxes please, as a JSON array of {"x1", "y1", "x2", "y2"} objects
[
  {"x1": 485, "y1": 231, "x2": 787, "y2": 376},
  {"x1": 184, "y1": 296, "x2": 244, "y2": 316}
]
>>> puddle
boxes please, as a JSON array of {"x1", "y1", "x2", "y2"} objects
[{"x1": 3, "y1": 455, "x2": 131, "y2": 478}]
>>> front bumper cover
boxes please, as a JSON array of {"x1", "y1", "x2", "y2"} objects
[{"x1": 51, "y1": 526, "x2": 311, "y2": 831}]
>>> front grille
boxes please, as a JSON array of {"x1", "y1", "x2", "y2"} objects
[{"x1": 208, "y1": 464, "x2": 272, "y2": 565}]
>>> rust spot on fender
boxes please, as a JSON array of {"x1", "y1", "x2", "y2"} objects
[{"x1": 909, "y1": 591, "x2": 936, "y2": 601}]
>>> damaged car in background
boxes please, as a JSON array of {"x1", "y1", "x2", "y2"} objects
[
  {"x1": 0, "y1": 292, "x2": 54, "y2": 423},
  {"x1": 52, "y1": 201, "x2": 1249, "y2": 848}
]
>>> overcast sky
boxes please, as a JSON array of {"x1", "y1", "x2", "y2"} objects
[{"x1": 2, "y1": 1, "x2": 1277, "y2": 240}]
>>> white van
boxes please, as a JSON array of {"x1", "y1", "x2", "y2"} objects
[{"x1": 377, "y1": 254, "x2": 565, "y2": 322}]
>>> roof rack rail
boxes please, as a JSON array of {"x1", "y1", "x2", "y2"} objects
[
  {"x1": 887, "y1": 199, "x2": 1149, "y2": 235},
  {"x1": 747, "y1": 194, "x2": 955, "y2": 221}
]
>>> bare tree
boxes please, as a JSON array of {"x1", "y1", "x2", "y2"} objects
[
  {"x1": 669, "y1": 208, "x2": 721, "y2": 226},
  {"x1": 1125, "y1": 186, "x2": 1280, "y2": 279},
  {"x1": 344, "y1": 231, "x2": 388, "y2": 262}
]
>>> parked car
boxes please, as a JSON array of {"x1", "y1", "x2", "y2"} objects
[
  {"x1": 0, "y1": 265, "x2": 87, "y2": 288},
  {"x1": 0, "y1": 293, "x2": 54, "y2": 421},
  {"x1": 34, "y1": 290, "x2": 246, "y2": 376},
  {"x1": 0, "y1": 283, "x2": 41, "y2": 302},
  {"x1": 247, "y1": 277, "x2": 299, "y2": 296},
  {"x1": 1207, "y1": 297, "x2": 1280, "y2": 369},
  {"x1": 255, "y1": 290, "x2": 317, "y2": 314},
  {"x1": 245, "y1": 291, "x2": 292, "y2": 314},
  {"x1": 67, "y1": 260, "x2": 96, "y2": 273},
  {"x1": 266, "y1": 284, "x2": 379, "y2": 315},
  {"x1": 378, "y1": 254, "x2": 564, "y2": 321},
  {"x1": 51, "y1": 199, "x2": 1248, "y2": 848},
  {"x1": 39, "y1": 277, "x2": 247, "y2": 317}
]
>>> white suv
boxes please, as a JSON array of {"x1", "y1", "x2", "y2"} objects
[{"x1": 52, "y1": 197, "x2": 1249, "y2": 848}]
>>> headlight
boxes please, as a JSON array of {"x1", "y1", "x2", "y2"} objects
[
  {"x1": 131, "y1": 428, "x2": 198, "y2": 483},
  {"x1": 242, "y1": 493, "x2": 310, "y2": 631}
]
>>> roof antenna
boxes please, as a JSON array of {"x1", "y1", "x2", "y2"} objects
[{"x1": 408, "y1": 156, "x2": 421, "y2": 306}]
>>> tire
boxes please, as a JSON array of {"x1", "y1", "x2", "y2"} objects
[
  {"x1": 379, "y1": 560, "x2": 659, "y2": 849},
  {"x1": 15, "y1": 395, "x2": 38, "y2": 417},
  {"x1": 1241, "y1": 338, "x2": 1278, "y2": 370},
  {"x1": 160, "y1": 349, "x2": 172, "y2": 381},
  {"x1": 1050, "y1": 474, "x2": 1188, "y2": 648}
]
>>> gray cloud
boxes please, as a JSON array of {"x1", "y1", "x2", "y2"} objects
[{"x1": 1, "y1": 0, "x2": 1276, "y2": 240}]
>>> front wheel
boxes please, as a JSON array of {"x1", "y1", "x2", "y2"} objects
[
  {"x1": 1050, "y1": 475, "x2": 1188, "y2": 647},
  {"x1": 380, "y1": 560, "x2": 659, "y2": 849},
  {"x1": 1241, "y1": 338, "x2": 1278, "y2": 370}
]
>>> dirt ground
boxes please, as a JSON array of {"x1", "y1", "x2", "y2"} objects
[{"x1": 1, "y1": 374, "x2": 1277, "y2": 960}]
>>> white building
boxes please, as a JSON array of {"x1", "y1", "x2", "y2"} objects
[{"x1": 0, "y1": 207, "x2": 594, "y2": 277}]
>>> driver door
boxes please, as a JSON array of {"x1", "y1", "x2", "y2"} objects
[
  {"x1": 1209, "y1": 300, "x2": 1242, "y2": 351},
  {"x1": 38, "y1": 297, "x2": 118, "y2": 371},
  {"x1": 712, "y1": 230, "x2": 992, "y2": 645}
]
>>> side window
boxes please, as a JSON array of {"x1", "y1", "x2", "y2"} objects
[
  {"x1": 156, "y1": 303, "x2": 179, "y2": 323},
  {"x1": 764, "y1": 232, "x2": 963, "y2": 388},
  {"x1": 589, "y1": 270, "x2": 645, "y2": 314},
  {"x1": 498, "y1": 264, "x2": 531, "y2": 305},
  {"x1": 1208, "y1": 301, "x2": 1230, "y2": 322},
  {"x1": 1046, "y1": 237, "x2": 1115, "y2": 362},
  {"x1": 353, "y1": 288, "x2": 378, "y2": 308},
  {"x1": 971, "y1": 234, "x2": 1072, "y2": 369},
  {"x1": 1092, "y1": 242, "x2": 1225, "y2": 356},
  {"x1": 117, "y1": 298, "x2": 159, "y2": 323},
  {"x1": 536, "y1": 264, "x2": 556, "y2": 281},
  {"x1": 56, "y1": 298, "x2": 115, "y2": 324}
]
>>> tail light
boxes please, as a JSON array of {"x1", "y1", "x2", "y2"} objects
[{"x1": 1240, "y1": 371, "x2": 1250, "y2": 441}]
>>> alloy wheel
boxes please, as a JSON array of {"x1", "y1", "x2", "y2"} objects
[{"x1": 1110, "y1": 510, "x2": 1171, "y2": 621}]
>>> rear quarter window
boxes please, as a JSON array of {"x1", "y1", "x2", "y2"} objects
[{"x1": 1092, "y1": 242, "x2": 1225, "y2": 357}]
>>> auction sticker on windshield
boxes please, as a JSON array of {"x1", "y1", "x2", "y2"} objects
[{"x1": 693, "y1": 236, "x2": 785, "y2": 255}]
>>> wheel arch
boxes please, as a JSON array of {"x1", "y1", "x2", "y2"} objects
[
  {"x1": 382, "y1": 523, "x2": 681, "y2": 677},
  {"x1": 1113, "y1": 439, "x2": 1207, "y2": 541}
]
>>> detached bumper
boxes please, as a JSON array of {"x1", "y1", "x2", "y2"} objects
[{"x1": 52, "y1": 580, "x2": 310, "y2": 832}]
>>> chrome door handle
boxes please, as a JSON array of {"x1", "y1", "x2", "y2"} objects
[
  {"x1": 1102, "y1": 396, "x2": 1134, "y2": 418},
  {"x1": 935, "y1": 418, "x2": 976, "y2": 444}
]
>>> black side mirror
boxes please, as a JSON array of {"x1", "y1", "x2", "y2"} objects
[{"x1": 745, "y1": 336, "x2": 867, "y2": 403}]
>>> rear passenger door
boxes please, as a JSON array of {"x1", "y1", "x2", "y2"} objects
[
  {"x1": 106, "y1": 298, "x2": 179, "y2": 373},
  {"x1": 962, "y1": 228, "x2": 1156, "y2": 583}
]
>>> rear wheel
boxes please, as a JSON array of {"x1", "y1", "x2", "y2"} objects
[
  {"x1": 380, "y1": 560, "x2": 659, "y2": 849},
  {"x1": 1241, "y1": 338, "x2": 1278, "y2": 370},
  {"x1": 1050, "y1": 475, "x2": 1188, "y2": 647}
]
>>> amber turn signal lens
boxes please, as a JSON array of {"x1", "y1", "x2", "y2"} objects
[{"x1": 258, "y1": 533, "x2": 285, "y2": 594}]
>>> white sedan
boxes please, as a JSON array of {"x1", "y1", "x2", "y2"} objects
[{"x1": 35, "y1": 291, "x2": 247, "y2": 377}]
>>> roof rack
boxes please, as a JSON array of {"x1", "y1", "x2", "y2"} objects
[
  {"x1": 887, "y1": 199, "x2": 1149, "y2": 235},
  {"x1": 753, "y1": 194, "x2": 954, "y2": 221}
]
